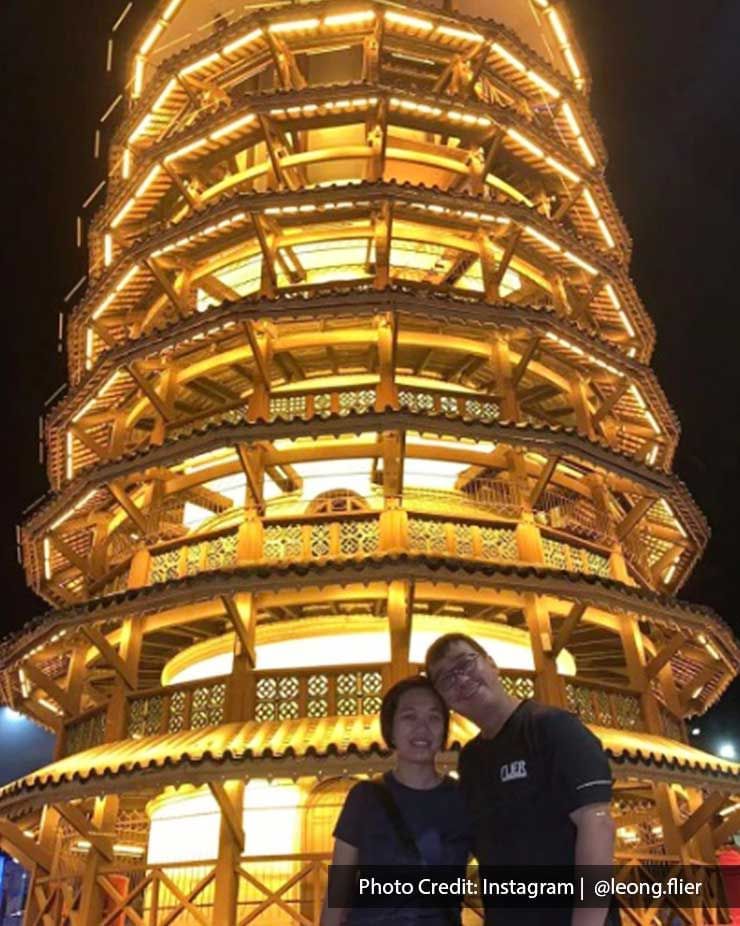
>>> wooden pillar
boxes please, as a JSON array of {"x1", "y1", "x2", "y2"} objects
[
  {"x1": 374, "y1": 313, "x2": 398, "y2": 411},
  {"x1": 246, "y1": 324, "x2": 274, "y2": 422},
  {"x1": 104, "y1": 615, "x2": 143, "y2": 743},
  {"x1": 684, "y1": 787, "x2": 725, "y2": 865},
  {"x1": 522, "y1": 593, "x2": 564, "y2": 707},
  {"x1": 619, "y1": 615, "x2": 665, "y2": 736},
  {"x1": 388, "y1": 580, "x2": 413, "y2": 684},
  {"x1": 585, "y1": 474, "x2": 630, "y2": 582},
  {"x1": 151, "y1": 368, "x2": 176, "y2": 445},
  {"x1": 21, "y1": 806, "x2": 59, "y2": 926},
  {"x1": 77, "y1": 795, "x2": 120, "y2": 926},
  {"x1": 508, "y1": 449, "x2": 544, "y2": 564},
  {"x1": 212, "y1": 780, "x2": 246, "y2": 924},
  {"x1": 490, "y1": 337, "x2": 518, "y2": 420},
  {"x1": 54, "y1": 644, "x2": 87, "y2": 761},
  {"x1": 651, "y1": 783, "x2": 705, "y2": 925},
  {"x1": 223, "y1": 592, "x2": 257, "y2": 722},
  {"x1": 569, "y1": 375, "x2": 595, "y2": 439}
]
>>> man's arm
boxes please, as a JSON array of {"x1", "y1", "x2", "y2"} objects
[
  {"x1": 570, "y1": 802, "x2": 616, "y2": 926},
  {"x1": 321, "y1": 837, "x2": 359, "y2": 926}
]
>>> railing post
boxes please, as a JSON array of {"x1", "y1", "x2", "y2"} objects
[
  {"x1": 128, "y1": 548, "x2": 151, "y2": 589},
  {"x1": 515, "y1": 512, "x2": 544, "y2": 564},
  {"x1": 379, "y1": 499, "x2": 408, "y2": 553},
  {"x1": 237, "y1": 508, "x2": 264, "y2": 563}
]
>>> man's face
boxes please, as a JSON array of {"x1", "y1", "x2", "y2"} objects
[{"x1": 428, "y1": 642, "x2": 500, "y2": 717}]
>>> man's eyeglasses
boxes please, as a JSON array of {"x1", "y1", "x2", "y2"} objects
[{"x1": 432, "y1": 652, "x2": 479, "y2": 692}]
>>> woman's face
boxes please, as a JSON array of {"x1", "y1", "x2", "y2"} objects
[{"x1": 392, "y1": 687, "x2": 446, "y2": 765}]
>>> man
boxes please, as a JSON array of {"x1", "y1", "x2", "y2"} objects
[{"x1": 426, "y1": 633, "x2": 616, "y2": 926}]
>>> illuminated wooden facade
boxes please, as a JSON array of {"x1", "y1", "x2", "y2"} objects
[{"x1": 1, "y1": 1, "x2": 739, "y2": 923}]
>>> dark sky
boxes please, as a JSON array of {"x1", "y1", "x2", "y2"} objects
[{"x1": 0, "y1": 1, "x2": 737, "y2": 747}]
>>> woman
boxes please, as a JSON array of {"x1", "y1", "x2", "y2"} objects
[{"x1": 321, "y1": 675, "x2": 472, "y2": 925}]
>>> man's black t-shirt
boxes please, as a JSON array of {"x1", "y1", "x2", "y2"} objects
[{"x1": 459, "y1": 700, "x2": 613, "y2": 867}]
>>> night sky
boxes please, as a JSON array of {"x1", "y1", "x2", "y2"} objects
[{"x1": 0, "y1": 1, "x2": 737, "y2": 750}]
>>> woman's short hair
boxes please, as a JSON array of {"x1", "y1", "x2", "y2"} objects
[{"x1": 380, "y1": 675, "x2": 450, "y2": 750}]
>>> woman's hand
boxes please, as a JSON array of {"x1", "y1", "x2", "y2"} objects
[{"x1": 320, "y1": 837, "x2": 360, "y2": 926}]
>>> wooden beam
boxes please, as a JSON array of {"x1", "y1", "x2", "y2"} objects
[
  {"x1": 235, "y1": 443, "x2": 265, "y2": 512},
  {"x1": 48, "y1": 531, "x2": 91, "y2": 579},
  {"x1": 145, "y1": 258, "x2": 188, "y2": 317},
  {"x1": 126, "y1": 363, "x2": 173, "y2": 421},
  {"x1": 511, "y1": 336, "x2": 540, "y2": 388},
  {"x1": 55, "y1": 801, "x2": 114, "y2": 862},
  {"x1": 713, "y1": 807, "x2": 740, "y2": 849},
  {"x1": 679, "y1": 661, "x2": 724, "y2": 710},
  {"x1": 593, "y1": 378, "x2": 631, "y2": 426},
  {"x1": 69, "y1": 424, "x2": 109, "y2": 461},
  {"x1": 198, "y1": 274, "x2": 240, "y2": 304},
  {"x1": 243, "y1": 320, "x2": 271, "y2": 389},
  {"x1": 23, "y1": 698, "x2": 62, "y2": 733},
  {"x1": 21, "y1": 662, "x2": 77, "y2": 715},
  {"x1": 651, "y1": 546, "x2": 683, "y2": 585},
  {"x1": 108, "y1": 482, "x2": 148, "y2": 534},
  {"x1": 644, "y1": 632, "x2": 685, "y2": 680},
  {"x1": 90, "y1": 318, "x2": 118, "y2": 350},
  {"x1": 552, "y1": 602, "x2": 587, "y2": 657},
  {"x1": 680, "y1": 792, "x2": 728, "y2": 843},
  {"x1": 554, "y1": 181, "x2": 586, "y2": 221},
  {"x1": 209, "y1": 781, "x2": 245, "y2": 852},
  {"x1": 0, "y1": 821, "x2": 52, "y2": 872},
  {"x1": 615, "y1": 496, "x2": 655, "y2": 541},
  {"x1": 221, "y1": 593, "x2": 256, "y2": 666},
  {"x1": 492, "y1": 225, "x2": 522, "y2": 294},
  {"x1": 161, "y1": 159, "x2": 202, "y2": 211},
  {"x1": 80, "y1": 625, "x2": 137, "y2": 690},
  {"x1": 250, "y1": 213, "x2": 278, "y2": 296},
  {"x1": 529, "y1": 454, "x2": 560, "y2": 509}
]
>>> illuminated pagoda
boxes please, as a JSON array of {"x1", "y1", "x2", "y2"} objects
[{"x1": 1, "y1": 0, "x2": 739, "y2": 923}]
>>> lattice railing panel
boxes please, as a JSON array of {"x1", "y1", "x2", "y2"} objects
[
  {"x1": 64, "y1": 708, "x2": 106, "y2": 757},
  {"x1": 126, "y1": 678, "x2": 228, "y2": 738},
  {"x1": 565, "y1": 680, "x2": 644, "y2": 731}
]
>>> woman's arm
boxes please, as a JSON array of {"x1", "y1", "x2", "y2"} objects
[{"x1": 320, "y1": 837, "x2": 360, "y2": 926}]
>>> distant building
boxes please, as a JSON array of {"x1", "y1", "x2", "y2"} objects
[{"x1": 0, "y1": 852, "x2": 29, "y2": 924}]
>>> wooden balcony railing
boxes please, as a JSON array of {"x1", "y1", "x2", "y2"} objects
[
  {"x1": 62, "y1": 663, "x2": 685, "y2": 761},
  {"x1": 126, "y1": 676, "x2": 229, "y2": 740},
  {"x1": 253, "y1": 663, "x2": 388, "y2": 722},
  {"x1": 64, "y1": 706, "x2": 107, "y2": 755},
  {"x1": 565, "y1": 678, "x2": 645, "y2": 733}
]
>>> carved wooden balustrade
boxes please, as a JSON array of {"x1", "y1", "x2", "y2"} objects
[
  {"x1": 131, "y1": 499, "x2": 617, "y2": 595},
  {"x1": 61, "y1": 666, "x2": 683, "y2": 760}
]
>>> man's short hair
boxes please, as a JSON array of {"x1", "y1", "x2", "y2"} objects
[
  {"x1": 380, "y1": 675, "x2": 450, "y2": 749},
  {"x1": 425, "y1": 633, "x2": 490, "y2": 680}
]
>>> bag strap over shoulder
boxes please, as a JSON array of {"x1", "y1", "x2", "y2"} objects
[
  {"x1": 370, "y1": 776, "x2": 461, "y2": 925},
  {"x1": 370, "y1": 776, "x2": 423, "y2": 862}
]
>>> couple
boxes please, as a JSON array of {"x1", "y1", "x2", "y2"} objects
[{"x1": 321, "y1": 633, "x2": 617, "y2": 926}]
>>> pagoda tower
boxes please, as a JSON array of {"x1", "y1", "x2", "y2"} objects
[{"x1": 1, "y1": 1, "x2": 739, "y2": 924}]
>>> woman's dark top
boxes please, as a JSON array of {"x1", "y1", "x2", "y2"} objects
[{"x1": 332, "y1": 771, "x2": 473, "y2": 925}]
